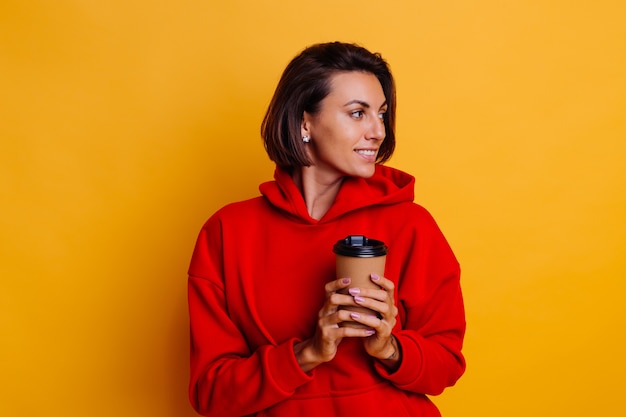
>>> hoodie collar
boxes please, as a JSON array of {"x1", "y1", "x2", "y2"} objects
[{"x1": 259, "y1": 165, "x2": 415, "y2": 224}]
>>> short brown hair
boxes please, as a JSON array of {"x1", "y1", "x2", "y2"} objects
[{"x1": 261, "y1": 42, "x2": 396, "y2": 169}]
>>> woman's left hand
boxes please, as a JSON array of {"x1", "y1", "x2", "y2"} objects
[{"x1": 350, "y1": 274, "x2": 400, "y2": 367}]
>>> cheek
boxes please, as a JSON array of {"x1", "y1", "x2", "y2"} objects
[{"x1": 312, "y1": 117, "x2": 359, "y2": 149}]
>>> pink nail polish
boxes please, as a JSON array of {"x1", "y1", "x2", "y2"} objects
[
  {"x1": 348, "y1": 288, "x2": 360, "y2": 295},
  {"x1": 341, "y1": 278, "x2": 350, "y2": 284},
  {"x1": 350, "y1": 312, "x2": 360, "y2": 319},
  {"x1": 354, "y1": 296, "x2": 365, "y2": 303},
  {"x1": 371, "y1": 274, "x2": 380, "y2": 281}
]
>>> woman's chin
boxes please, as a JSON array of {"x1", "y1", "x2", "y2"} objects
[{"x1": 352, "y1": 165, "x2": 377, "y2": 179}]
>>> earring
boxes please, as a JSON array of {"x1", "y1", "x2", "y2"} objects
[{"x1": 302, "y1": 135, "x2": 310, "y2": 143}]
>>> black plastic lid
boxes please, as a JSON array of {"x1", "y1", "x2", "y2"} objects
[{"x1": 333, "y1": 235, "x2": 388, "y2": 257}]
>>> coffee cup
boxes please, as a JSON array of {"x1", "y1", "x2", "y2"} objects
[{"x1": 333, "y1": 235, "x2": 387, "y2": 329}]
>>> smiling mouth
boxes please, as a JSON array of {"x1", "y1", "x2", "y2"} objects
[{"x1": 355, "y1": 149, "x2": 377, "y2": 156}]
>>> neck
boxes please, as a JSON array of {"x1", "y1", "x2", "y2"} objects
[{"x1": 292, "y1": 168, "x2": 344, "y2": 220}]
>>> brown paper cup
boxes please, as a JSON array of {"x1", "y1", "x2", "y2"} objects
[{"x1": 333, "y1": 236, "x2": 387, "y2": 329}]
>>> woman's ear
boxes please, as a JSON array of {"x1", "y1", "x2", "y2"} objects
[{"x1": 301, "y1": 111, "x2": 312, "y2": 138}]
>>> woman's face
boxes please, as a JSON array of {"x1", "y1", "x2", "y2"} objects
[{"x1": 302, "y1": 71, "x2": 387, "y2": 181}]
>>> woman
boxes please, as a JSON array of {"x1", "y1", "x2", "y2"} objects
[{"x1": 188, "y1": 42, "x2": 466, "y2": 417}]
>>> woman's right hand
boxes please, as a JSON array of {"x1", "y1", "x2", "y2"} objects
[{"x1": 293, "y1": 277, "x2": 375, "y2": 372}]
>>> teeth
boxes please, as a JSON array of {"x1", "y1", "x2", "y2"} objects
[{"x1": 355, "y1": 149, "x2": 376, "y2": 156}]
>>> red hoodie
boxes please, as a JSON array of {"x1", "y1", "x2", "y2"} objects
[{"x1": 188, "y1": 165, "x2": 466, "y2": 417}]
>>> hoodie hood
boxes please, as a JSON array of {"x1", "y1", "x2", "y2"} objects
[{"x1": 259, "y1": 165, "x2": 415, "y2": 224}]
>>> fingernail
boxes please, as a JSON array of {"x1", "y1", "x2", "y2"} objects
[
  {"x1": 348, "y1": 288, "x2": 360, "y2": 295},
  {"x1": 354, "y1": 296, "x2": 365, "y2": 303},
  {"x1": 371, "y1": 274, "x2": 380, "y2": 281},
  {"x1": 350, "y1": 312, "x2": 360, "y2": 319},
  {"x1": 341, "y1": 278, "x2": 351, "y2": 284},
  {"x1": 365, "y1": 330, "x2": 376, "y2": 335}
]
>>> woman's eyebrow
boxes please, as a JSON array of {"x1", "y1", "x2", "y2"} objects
[{"x1": 343, "y1": 99, "x2": 388, "y2": 109}]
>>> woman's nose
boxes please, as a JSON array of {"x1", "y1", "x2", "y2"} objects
[{"x1": 366, "y1": 116, "x2": 385, "y2": 141}]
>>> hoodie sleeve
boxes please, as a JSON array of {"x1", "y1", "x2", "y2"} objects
[
  {"x1": 188, "y1": 215, "x2": 313, "y2": 417},
  {"x1": 373, "y1": 206, "x2": 466, "y2": 395}
]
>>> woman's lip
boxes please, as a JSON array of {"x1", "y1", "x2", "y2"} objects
[{"x1": 354, "y1": 149, "x2": 377, "y2": 161}]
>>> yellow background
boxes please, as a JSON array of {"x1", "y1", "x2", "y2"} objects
[{"x1": 2, "y1": 1, "x2": 625, "y2": 416}]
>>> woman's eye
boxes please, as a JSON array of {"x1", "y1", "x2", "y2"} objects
[
  {"x1": 351, "y1": 110, "x2": 364, "y2": 119},
  {"x1": 378, "y1": 112, "x2": 386, "y2": 121}
]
